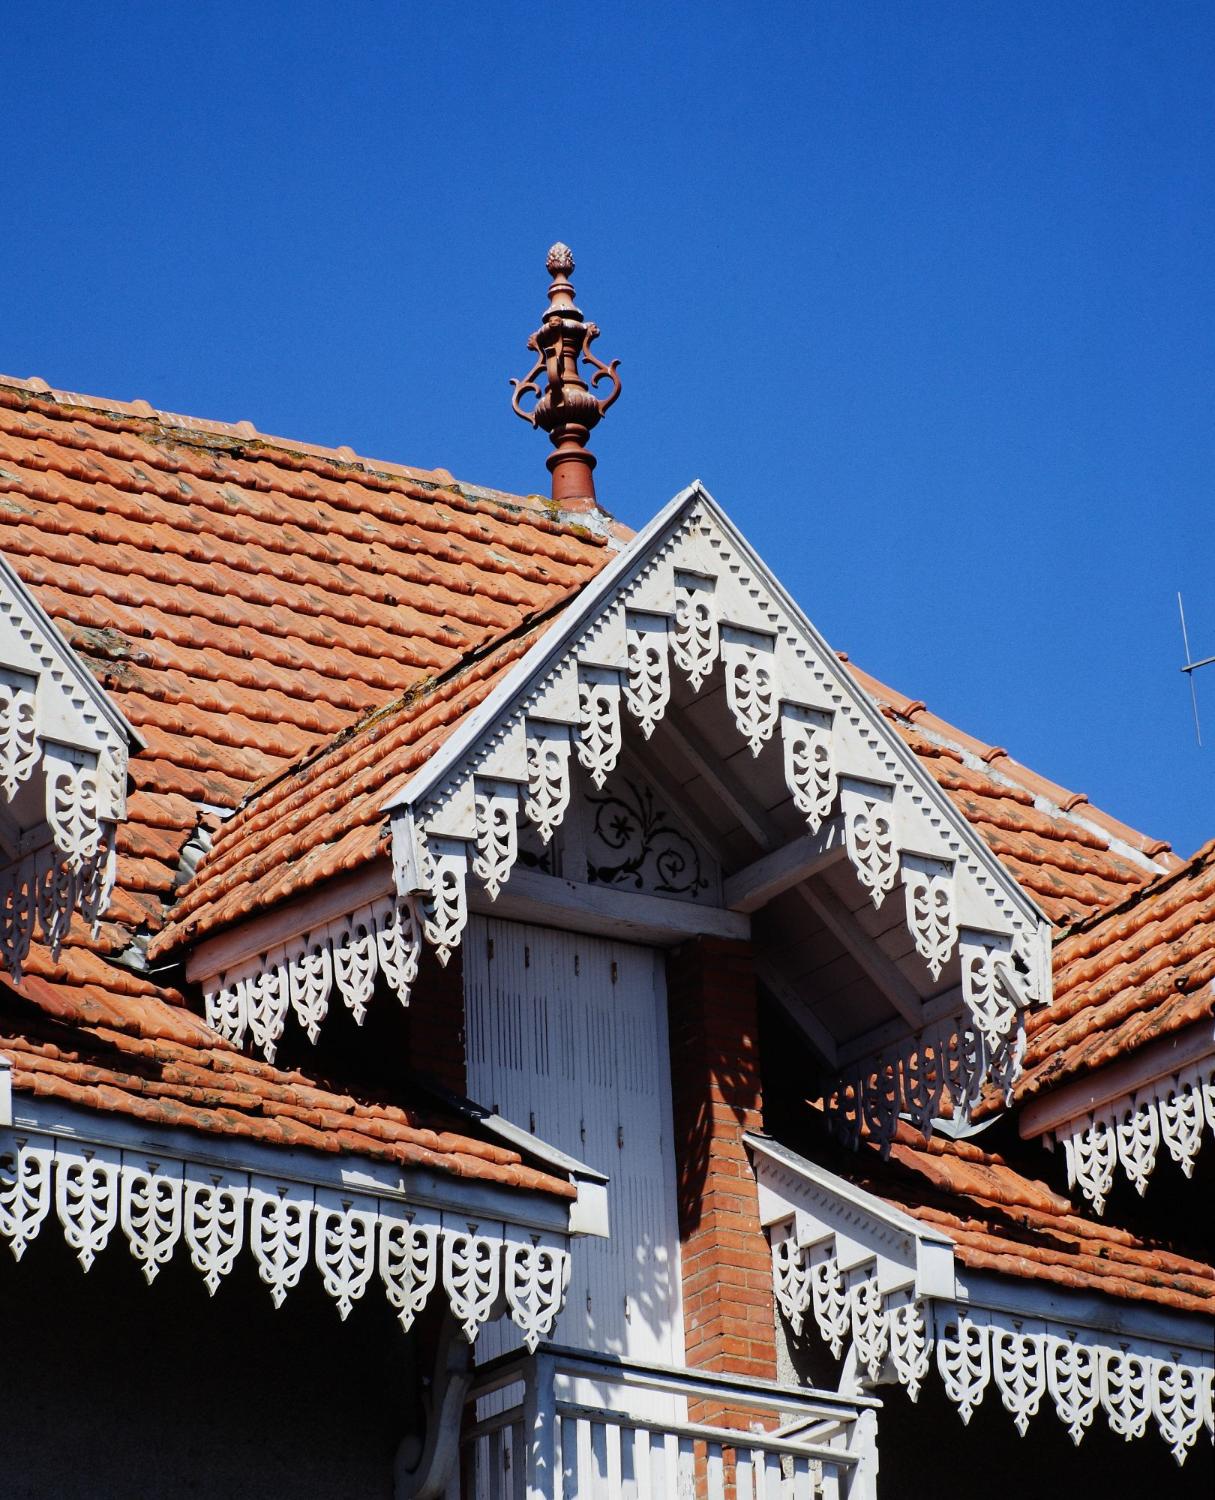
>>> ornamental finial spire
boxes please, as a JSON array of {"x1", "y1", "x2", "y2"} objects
[{"x1": 511, "y1": 244, "x2": 621, "y2": 507}]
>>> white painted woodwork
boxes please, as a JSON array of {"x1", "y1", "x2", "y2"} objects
[
  {"x1": 751, "y1": 1134, "x2": 1214, "y2": 1464},
  {"x1": 0, "y1": 1123, "x2": 571, "y2": 1348},
  {"x1": 0, "y1": 554, "x2": 137, "y2": 978},
  {"x1": 465, "y1": 917, "x2": 684, "y2": 1381}
]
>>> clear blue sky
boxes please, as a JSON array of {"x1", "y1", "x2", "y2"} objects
[{"x1": 4, "y1": 3, "x2": 1212, "y2": 859}]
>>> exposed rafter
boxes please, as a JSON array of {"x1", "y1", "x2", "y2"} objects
[{"x1": 724, "y1": 825, "x2": 847, "y2": 914}]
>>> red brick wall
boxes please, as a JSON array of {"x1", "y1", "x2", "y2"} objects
[
  {"x1": 666, "y1": 937, "x2": 778, "y2": 1389},
  {"x1": 406, "y1": 946, "x2": 467, "y2": 1096}
]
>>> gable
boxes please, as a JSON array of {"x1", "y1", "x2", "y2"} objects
[
  {"x1": 0, "y1": 551, "x2": 137, "y2": 977},
  {"x1": 379, "y1": 487, "x2": 1050, "y2": 1124}
]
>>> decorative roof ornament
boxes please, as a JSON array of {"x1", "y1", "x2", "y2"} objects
[{"x1": 511, "y1": 244, "x2": 621, "y2": 506}]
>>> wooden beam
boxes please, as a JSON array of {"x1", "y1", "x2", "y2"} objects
[
  {"x1": 796, "y1": 882, "x2": 923, "y2": 1028},
  {"x1": 754, "y1": 957, "x2": 839, "y2": 1067},
  {"x1": 468, "y1": 868, "x2": 750, "y2": 947},
  {"x1": 724, "y1": 825, "x2": 846, "y2": 913}
]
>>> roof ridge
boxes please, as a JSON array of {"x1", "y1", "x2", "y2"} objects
[
  {"x1": 843, "y1": 653, "x2": 1176, "y2": 880},
  {"x1": 0, "y1": 372, "x2": 622, "y2": 538},
  {"x1": 1056, "y1": 832, "x2": 1215, "y2": 941}
]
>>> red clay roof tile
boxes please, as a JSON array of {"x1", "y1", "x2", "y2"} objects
[{"x1": 847, "y1": 1122, "x2": 1215, "y2": 1318}]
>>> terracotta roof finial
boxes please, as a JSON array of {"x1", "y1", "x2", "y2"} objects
[{"x1": 511, "y1": 244, "x2": 621, "y2": 507}]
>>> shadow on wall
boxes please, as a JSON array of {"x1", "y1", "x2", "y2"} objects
[{"x1": 666, "y1": 936, "x2": 763, "y2": 1241}]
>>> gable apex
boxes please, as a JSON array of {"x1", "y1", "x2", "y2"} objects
[{"x1": 380, "y1": 484, "x2": 1053, "y2": 1121}]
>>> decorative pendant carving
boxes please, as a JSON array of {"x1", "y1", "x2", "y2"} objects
[
  {"x1": 781, "y1": 706, "x2": 836, "y2": 832},
  {"x1": 888, "y1": 1299, "x2": 932, "y2": 1401},
  {"x1": 841, "y1": 781, "x2": 898, "y2": 909},
  {"x1": 672, "y1": 574, "x2": 719, "y2": 692},
  {"x1": 1100, "y1": 1348, "x2": 1152, "y2": 1441},
  {"x1": 183, "y1": 1168, "x2": 247, "y2": 1295},
  {"x1": 380, "y1": 1214, "x2": 440, "y2": 1333},
  {"x1": 771, "y1": 1233, "x2": 812, "y2": 1336},
  {"x1": 992, "y1": 1326, "x2": 1047, "y2": 1435},
  {"x1": 119, "y1": 1159, "x2": 183, "y2": 1285},
  {"x1": 850, "y1": 1274, "x2": 889, "y2": 1382},
  {"x1": 902, "y1": 855, "x2": 957, "y2": 980},
  {"x1": 960, "y1": 932, "x2": 1019, "y2": 1050},
  {"x1": 0, "y1": 673, "x2": 38, "y2": 801},
  {"x1": 56, "y1": 1145, "x2": 121, "y2": 1272},
  {"x1": 809, "y1": 1253, "x2": 851, "y2": 1359},
  {"x1": 624, "y1": 615, "x2": 671, "y2": 739},
  {"x1": 250, "y1": 1178, "x2": 312, "y2": 1309},
  {"x1": 247, "y1": 959, "x2": 290, "y2": 1062},
  {"x1": 420, "y1": 837, "x2": 470, "y2": 965},
  {"x1": 576, "y1": 673, "x2": 623, "y2": 789},
  {"x1": 0, "y1": 1135, "x2": 52, "y2": 1260},
  {"x1": 376, "y1": 898, "x2": 421, "y2": 1002},
  {"x1": 504, "y1": 1240, "x2": 570, "y2": 1352},
  {"x1": 937, "y1": 1314, "x2": 991, "y2": 1424},
  {"x1": 44, "y1": 746, "x2": 102, "y2": 871},
  {"x1": 723, "y1": 629, "x2": 779, "y2": 755},
  {"x1": 314, "y1": 1190, "x2": 377, "y2": 1320},
  {"x1": 472, "y1": 782, "x2": 519, "y2": 901},
  {"x1": 289, "y1": 940, "x2": 333, "y2": 1045},
  {"x1": 524, "y1": 726, "x2": 572, "y2": 844},
  {"x1": 1047, "y1": 1336, "x2": 1100, "y2": 1444},
  {"x1": 332, "y1": 910, "x2": 378, "y2": 1024},
  {"x1": 443, "y1": 1228, "x2": 503, "y2": 1344}
]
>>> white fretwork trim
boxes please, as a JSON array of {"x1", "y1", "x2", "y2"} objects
[
  {"x1": 771, "y1": 1225, "x2": 1213, "y2": 1464},
  {"x1": 753, "y1": 1133, "x2": 1213, "y2": 1465},
  {"x1": 202, "y1": 894, "x2": 421, "y2": 1061},
  {"x1": 384, "y1": 488, "x2": 1049, "y2": 1119},
  {"x1": 0, "y1": 829, "x2": 116, "y2": 981},
  {"x1": 0, "y1": 557, "x2": 137, "y2": 979},
  {"x1": 1057, "y1": 1058, "x2": 1215, "y2": 1214},
  {"x1": 0, "y1": 1129, "x2": 570, "y2": 1350},
  {"x1": 825, "y1": 1008, "x2": 1026, "y2": 1148}
]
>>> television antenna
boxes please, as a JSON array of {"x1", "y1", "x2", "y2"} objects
[{"x1": 1178, "y1": 592, "x2": 1214, "y2": 746}]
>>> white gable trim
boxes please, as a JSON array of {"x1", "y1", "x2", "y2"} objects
[
  {"x1": 386, "y1": 485, "x2": 1051, "y2": 1092},
  {"x1": 0, "y1": 553, "x2": 141, "y2": 977},
  {"x1": 748, "y1": 1134, "x2": 1214, "y2": 1464},
  {"x1": 192, "y1": 484, "x2": 1053, "y2": 1129},
  {"x1": 0, "y1": 1098, "x2": 584, "y2": 1351}
]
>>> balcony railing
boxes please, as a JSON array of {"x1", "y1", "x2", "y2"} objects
[{"x1": 460, "y1": 1344, "x2": 880, "y2": 1500}]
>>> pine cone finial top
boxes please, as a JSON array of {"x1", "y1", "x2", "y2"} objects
[{"x1": 546, "y1": 243, "x2": 574, "y2": 277}]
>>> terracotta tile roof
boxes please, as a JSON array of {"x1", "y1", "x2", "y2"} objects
[
  {"x1": 0, "y1": 973, "x2": 573, "y2": 1200},
  {"x1": 0, "y1": 373, "x2": 611, "y2": 1193},
  {"x1": 151, "y1": 617, "x2": 560, "y2": 953},
  {"x1": 848, "y1": 1121, "x2": 1215, "y2": 1318},
  {"x1": 0, "y1": 370, "x2": 1203, "y2": 1188},
  {"x1": 1016, "y1": 838, "x2": 1215, "y2": 1103},
  {"x1": 844, "y1": 659, "x2": 1178, "y2": 929},
  {"x1": 0, "y1": 374, "x2": 611, "y2": 959}
]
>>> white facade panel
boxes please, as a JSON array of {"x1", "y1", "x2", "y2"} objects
[{"x1": 465, "y1": 914, "x2": 684, "y2": 1370}]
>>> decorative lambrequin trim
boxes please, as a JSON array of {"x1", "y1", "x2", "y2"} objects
[
  {"x1": 203, "y1": 894, "x2": 420, "y2": 1063},
  {"x1": 770, "y1": 1218, "x2": 1214, "y2": 1465},
  {"x1": 1056, "y1": 1057, "x2": 1215, "y2": 1214},
  {"x1": 824, "y1": 998, "x2": 1029, "y2": 1150},
  {"x1": 0, "y1": 1128, "x2": 570, "y2": 1351},
  {"x1": 383, "y1": 494, "x2": 1050, "y2": 1129},
  {"x1": 0, "y1": 557, "x2": 134, "y2": 979}
]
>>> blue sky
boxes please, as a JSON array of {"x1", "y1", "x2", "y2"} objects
[{"x1": 4, "y1": 2, "x2": 1212, "y2": 858}]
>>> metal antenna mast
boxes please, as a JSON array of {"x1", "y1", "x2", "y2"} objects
[{"x1": 1178, "y1": 592, "x2": 1215, "y2": 747}]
